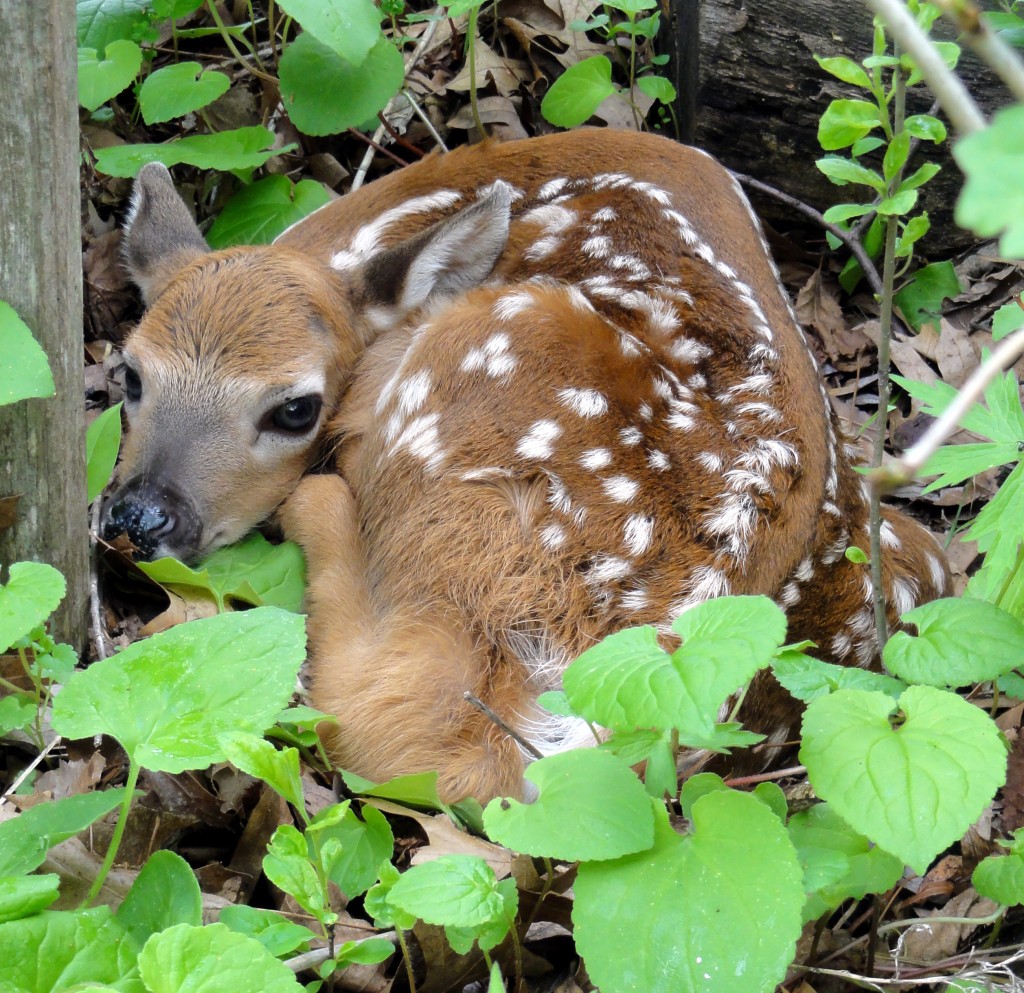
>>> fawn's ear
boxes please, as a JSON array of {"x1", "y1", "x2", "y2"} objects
[
  {"x1": 123, "y1": 163, "x2": 209, "y2": 306},
  {"x1": 361, "y1": 181, "x2": 512, "y2": 314}
]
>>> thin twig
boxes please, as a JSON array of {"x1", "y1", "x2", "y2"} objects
[
  {"x1": 0, "y1": 736, "x2": 62, "y2": 804},
  {"x1": 463, "y1": 691, "x2": 545, "y2": 760},
  {"x1": 89, "y1": 495, "x2": 111, "y2": 661},
  {"x1": 932, "y1": 0, "x2": 1024, "y2": 104},
  {"x1": 284, "y1": 931, "x2": 397, "y2": 974},
  {"x1": 345, "y1": 129, "x2": 409, "y2": 169},
  {"x1": 863, "y1": 0, "x2": 986, "y2": 134},
  {"x1": 870, "y1": 328, "x2": 1024, "y2": 490},
  {"x1": 732, "y1": 172, "x2": 886, "y2": 300},
  {"x1": 402, "y1": 90, "x2": 448, "y2": 152},
  {"x1": 723, "y1": 764, "x2": 806, "y2": 788}
]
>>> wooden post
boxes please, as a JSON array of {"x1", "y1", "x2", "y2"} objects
[{"x1": 0, "y1": 2, "x2": 88, "y2": 647}]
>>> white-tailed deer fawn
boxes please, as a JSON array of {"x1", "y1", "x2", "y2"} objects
[{"x1": 104, "y1": 130, "x2": 950, "y2": 802}]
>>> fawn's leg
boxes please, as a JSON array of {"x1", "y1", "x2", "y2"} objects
[{"x1": 278, "y1": 474, "x2": 526, "y2": 802}]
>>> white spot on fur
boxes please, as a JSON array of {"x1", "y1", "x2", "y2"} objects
[
  {"x1": 927, "y1": 553, "x2": 946, "y2": 593},
  {"x1": 580, "y1": 448, "x2": 613, "y2": 471},
  {"x1": 623, "y1": 514, "x2": 654, "y2": 555},
  {"x1": 582, "y1": 235, "x2": 612, "y2": 259},
  {"x1": 620, "y1": 586, "x2": 649, "y2": 611},
  {"x1": 779, "y1": 581, "x2": 801, "y2": 607},
  {"x1": 397, "y1": 370, "x2": 431, "y2": 417},
  {"x1": 602, "y1": 476, "x2": 639, "y2": 503},
  {"x1": 831, "y1": 632, "x2": 853, "y2": 660},
  {"x1": 638, "y1": 402, "x2": 653, "y2": 421},
  {"x1": 493, "y1": 292, "x2": 534, "y2": 321},
  {"x1": 647, "y1": 449, "x2": 670, "y2": 471},
  {"x1": 517, "y1": 420, "x2": 562, "y2": 459},
  {"x1": 671, "y1": 338, "x2": 712, "y2": 363},
  {"x1": 697, "y1": 451, "x2": 723, "y2": 473},
  {"x1": 880, "y1": 520, "x2": 901, "y2": 550},
  {"x1": 795, "y1": 557, "x2": 814, "y2": 583},
  {"x1": 539, "y1": 523, "x2": 566, "y2": 550},
  {"x1": 891, "y1": 578, "x2": 918, "y2": 616},
  {"x1": 592, "y1": 206, "x2": 618, "y2": 222},
  {"x1": 619, "y1": 426, "x2": 643, "y2": 446},
  {"x1": 547, "y1": 475, "x2": 572, "y2": 515},
  {"x1": 588, "y1": 554, "x2": 634, "y2": 583},
  {"x1": 390, "y1": 413, "x2": 445, "y2": 472},
  {"x1": 521, "y1": 204, "x2": 577, "y2": 234},
  {"x1": 538, "y1": 177, "x2": 568, "y2": 199},
  {"x1": 557, "y1": 387, "x2": 608, "y2": 418},
  {"x1": 671, "y1": 566, "x2": 731, "y2": 614}
]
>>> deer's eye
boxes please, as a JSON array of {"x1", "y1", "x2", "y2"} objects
[
  {"x1": 124, "y1": 366, "x2": 142, "y2": 403},
  {"x1": 265, "y1": 395, "x2": 322, "y2": 434}
]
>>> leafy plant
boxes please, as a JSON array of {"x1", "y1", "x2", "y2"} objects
[{"x1": 0, "y1": 300, "x2": 55, "y2": 407}]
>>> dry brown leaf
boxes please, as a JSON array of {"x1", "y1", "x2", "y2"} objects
[
  {"x1": 890, "y1": 337, "x2": 938, "y2": 388},
  {"x1": 898, "y1": 888, "x2": 998, "y2": 964},
  {"x1": 935, "y1": 317, "x2": 979, "y2": 388},
  {"x1": 448, "y1": 95, "x2": 529, "y2": 141},
  {"x1": 140, "y1": 587, "x2": 220, "y2": 635},
  {"x1": 447, "y1": 38, "x2": 530, "y2": 97},
  {"x1": 34, "y1": 754, "x2": 107, "y2": 798},
  {"x1": 795, "y1": 271, "x2": 850, "y2": 363}
]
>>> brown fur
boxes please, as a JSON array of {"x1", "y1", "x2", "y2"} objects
[{"x1": 109, "y1": 131, "x2": 951, "y2": 802}]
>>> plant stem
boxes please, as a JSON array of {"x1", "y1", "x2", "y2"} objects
[
  {"x1": 81, "y1": 759, "x2": 140, "y2": 907},
  {"x1": 467, "y1": 3, "x2": 484, "y2": 141},
  {"x1": 863, "y1": 0, "x2": 985, "y2": 134},
  {"x1": 931, "y1": 0, "x2": 1024, "y2": 103},
  {"x1": 396, "y1": 927, "x2": 417, "y2": 993},
  {"x1": 205, "y1": 0, "x2": 277, "y2": 83}
]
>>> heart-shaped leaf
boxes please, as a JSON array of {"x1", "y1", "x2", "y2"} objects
[
  {"x1": 138, "y1": 62, "x2": 231, "y2": 124},
  {"x1": 483, "y1": 749, "x2": 654, "y2": 861},
  {"x1": 0, "y1": 300, "x2": 55, "y2": 406},
  {"x1": 78, "y1": 39, "x2": 142, "y2": 111},
  {"x1": 574, "y1": 792, "x2": 804, "y2": 993},
  {"x1": 541, "y1": 55, "x2": 616, "y2": 128},
  {"x1": 207, "y1": 175, "x2": 331, "y2": 248},
  {"x1": 0, "y1": 561, "x2": 65, "y2": 655},
  {"x1": 800, "y1": 687, "x2": 1007, "y2": 874},
  {"x1": 386, "y1": 856, "x2": 504, "y2": 928},
  {"x1": 972, "y1": 830, "x2": 1024, "y2": 906}
]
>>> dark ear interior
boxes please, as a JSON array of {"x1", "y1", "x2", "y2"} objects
[
  {"x1": 361, "y1": 181, "x2": 513, "y2": 314},
  {"x1": 123, "y1": 163, "x2": 209, "y2": 306}
]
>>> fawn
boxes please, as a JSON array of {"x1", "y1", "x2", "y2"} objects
[{"x1": 104, "y1": 129, "x2": 950, "y2": 802}]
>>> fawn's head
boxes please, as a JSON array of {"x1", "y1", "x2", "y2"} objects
[{"x1": 104, "y1": 163, "x2": 512, "y2": 562}]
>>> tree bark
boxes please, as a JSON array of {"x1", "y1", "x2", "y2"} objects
[
  {"x1": 0, "y1": 3, "x2": 89, "y2": 647},
  {"x1": 667, "y1": 0, "x2": 1010, "y2": 253}
]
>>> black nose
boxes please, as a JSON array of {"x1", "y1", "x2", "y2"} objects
[{"x1": 102, "y1": 482, "x2": 199, "y2": 559}]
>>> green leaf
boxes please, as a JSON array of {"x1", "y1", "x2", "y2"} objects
[
  {"x1": 788, "y1": 803, "x2": 904, "y2": 922},
  {"x1": 316, "y1": 804, "x2": 393, "y2": 899},
  {"x1": 444, "y1": 877, "x2": 517, "y2": 954},
  {"x1": 94, "y1": 127, "x2": 285, "y2": 178},
  {"x1": 966, "y1": 461, "x2": 1024, "y2": 604},
  {"x1": 904, "y1": 114, "x2": 947, "y2": 142},
  {"x1": 563, "y1": 596, "x2": 786, "y2": 737},
  {"x1": 86, "y1": 402, "x2": 123, "y2": 502},
  {"x1": 899, "y1": 162, "x2": 941, "y2": 192},
  {"x1": 219, "y1": 732, "x2": 305, "y2": 810},
  {"x1": 0, "y1": 874, "x2": 60, "y2": 924},
  {"x1": 773, "y1": 651, "x2": 904, "y2": 704},
  {"x1": 814, "y1": 55, "x2": 871, "y2": 89},
  {"x1": 77, "y1": 0, "x2": 154, "y2": 54},
  {"x1": 893, "y1": 260, "x2": 962, "y2": 331},
  {"x1": 851, "y1": 135, "x2": 885, "y2": 156},
  {"x1": 574, "y1": 793, "x2": 804, "y2": 993},
  {"x1": 876, "y1": 189, "x2": 918, "y2": 216},
  {"x1": 207, "y1": 176, "x2": 331, "y2": 248},
  {"x1": 138, "y1": 62, "x2": 231, "y2": 124},
  {"x1": 279, "y1": 33, "x2": 404, "y2": 136},
  {"x1": 954, "y1": 105, "x2": 1024, "y2": 258},
  {"x1": 387, "y1": 856, "x2": 504, "y2": 927},
  {"x1": 541, "y1": 56, "x2": 617, "y2": 129},
  {"x1": 0, "y1": 300, "x2": 55, "y2": 406},
  {"x1": 883, "y1": 598, "x2": 1024, "y2": 687},
  {"x1": 335, "y1": 936, "x2": 396, "y2": 966},
  {"x1": 816, "y1": 155, "x2": 885, "y2": 193},
  {"x1": 753, "y1": 782, "x2": 788, "y2": 821},
  {"x1": 635, "y1": 75, "x2": 676, "y2": 104},
  {"x1": 895, "y1": 213, "x2": 930, "y2": 258},
  {"x1": 800, "y1": 687, "x2": 1007, "y2": 875},
  {"x1": 483, "y1": 749, "x2": 654, "y2": 860},
  {"x1": 78, "y1": 40, "x2": 142, "y2": 112},
  {"x1": 364, "y1": 862, "x2": 417, "y2": 930},
  {"x1": 263, "y1": 826, "x2": 329, "y2": 922},
  {"x1": 218, "y1": 905, "x2": 316, "y2": 958},
  {"x1": 0, "y1": 693, "x2": 37, "y2": 736},
  {"x1": 0, "y1": 562, "x2": 65, "y2": 655},
  {"x1": 115, "y1": 851, "x2": 201, "y2": 950},
  {"x1": 883, "y1": 131, "x2": 910, "y2": 182},
  {"x1": 0, "y1": 789, "x2": 129, "y2": 876},
  {"x1": 138, "y1": 532, "x2": 307, "y2": 612},
  {"x1": 341, "y1": 769, "x2": 448, "y2": 811},
  {"x1": 678, "y1": 772, "x2": 729, "y2": 819},
  {"x1": 138, "y1": 923, "x2": 304, "y2": 993},
  {"x1": 993, "y1": 303, "x2": 1024, "y2": 342},
  {"x1": 972, "y1": 831, "x2": 1024, "y2": 906},
  {"x1": 0, "y1": 906, "x2": 143, "y2": 993},
  {"x1": 818, "y1": 99, "x2": 881, "y2": 151},
  {"x1": 822, "y1": 202, "x2": 875, "y2": 224},
  {"x1": 276, "y1": 0, "x2": 381, "y2": 65},
  {"x1": 602, "y1": 0, "x2": 658, "y2": 12},
  {"x1": 51, "y1": 608, "x2": 305, "y2": 773}
]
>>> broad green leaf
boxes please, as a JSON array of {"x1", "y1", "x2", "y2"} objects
[
  {"x1": 78, "y1": 40, "x2": 142, "y2": 112},
  {"x1": 574, "y1": 793, "x2": 803, "y2": 993},
  {"x1": 138, "y1": 62, "x2": 231, "y2": 124},
  {"x1": 903, "y1": 114, "x2": 947, "y2": 142},
  {"x1": 0, "y1": 693, "x2": 36, "y2": 736},
  {"x1": 263, "y1": 826, "x2": 328, "y2": 922},
  {"x1": 138, "y1": 532, "x2": 306, "y2": 612},
  {"x1": 0, "y1": 300, "x2": 55, "y2": 406},
  {"x1": 563, "y1": 596, "x2": 786, "y2": 736},
  {"x1": 0, "y1": 906, "x2": 143, "y2": 993},
  {"x1": 753, "y1": 782, "x2": 788, "y2": 821},
  {"x1": 444, "y1": 877, "x2": 517, "y2": 954},
  {"x1": 635, "y1": 74, "x2": 676, "y2": 104},
  {"x1": 483, "y1": 749, "x2": 654, "y2": 860},
  {"x1": 893, "y1": 260, "x2": 962, "y2": 331},
  {"x1": 364, "y1": 862, "x2": 416, "y2": 930},
  {"x1": 206, "y1": 176, "x2": 331, "y2": 248},
  {"x1": 965, "y1": 460, "x2": 1024, "y2": 594},
  {"x1": 816, "y1": 155, "x2": 885, "y2": 193},
  {"x1": 678, "y1": 772, "x2": 729, "y2": 820},
  {"x1": 86, "y1": 402, "x2": 122, "y2": 502},
  {"x1": 0, "y1": 874, "x2": 60, "y2": 924},
  {"x1": 883, "y1": 131, "x2": 910, "y2": 182},
  {"x1": 0, "y1": 789, "x2": 128, "y2": 876},
  {"x1": 51, "y1": 608, "x2": 305, "y2": 773},
  {"x1": 788, "y1": 803, "x2": 903, "y2": 922},
  {"x1": 851, "y1": 135, "x2": 885, "y2": 156},
  {"x1": 955, "y1": 105, "x2": 1024, "y2": 258},
  {"x1": 817, "y1": 99, "x2": 881, "y2": 151},
  {"x1": 883, "y1": 598, "x2": 1024, "y2": 687},
  {"x1": 276, "y1": 0, "x2": 381, "y2": 65},
  {"x1": 999, "y1": 671, "x2": 1024, "y2": 701},
  {"x1": 800, "y1": 687, "x2": 1007, "y2": 875},
  {"x1": 151, "y1": 0, "x2": 205, "y2": 15},
  {"x1": 94, "y1": 127, "x2": 284, "y2": 178},
  {"x1": 972, "y1": 830, "x2": 1024, "y2": 906},
  {"x1": 387, "y1": 855, "x2": 504, "y2": 927},
  {"x1": 77, "y1": 0, "x2": 153, "y2": 54},
  {"x1": 899, "y1": 162, "x2": 941, "y2": 192},
  {"x1": 138, "y1": 923, "x2": 304, "y2": 993},
  {"x1": 279, "y1": 33, "x2": 404, "y2": 136},
  {"x1": 896, "y1": 213, "x2": 930, "y2": 258},
  {"x1": 876, "y1": 189, "x2": 918, "y2": 216},
  {"x1": 219, "y1": 732, "x2": 304, "y2": 811},
  {"x1": 602, "y1": 0, "x2": 657, "y2": 12},
  {"x1": 335, "y1": 936, "x2": 396, "y2": 966},
  {"x1": 115, "y1": 851, "x2": 201, "y2": 951},
  {"x1": 772, "y1": 651, "x2": 905, "y2": 703},
  {"x1": 218, "y1": 905, "x2": 315, "y2": 958},
  {"x1": 814, "y1": 55, "x2": 870, "y2": 89},
  {"x1": 341, "y1": 769, "x2": 447, "y2": 810},
  {"x1": 822, "y1": 202, "x2": 875, "y2": 224},
  {"x1": 541, "y1": 56, "x2": 617, "y2": 129},
  {"x1": 316, "y1": 804, "x2": 393, "y2": 899},
  {"x1": 993, "y1": 302, "x2": 1024, "y2": 342},
  {"x1": 0, "y1": 562, "x2": 65, "y2": 656}
]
